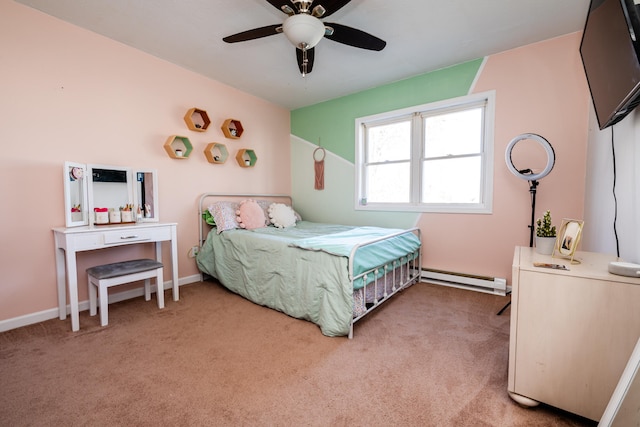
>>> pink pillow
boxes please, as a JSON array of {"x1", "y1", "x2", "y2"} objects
[{"x1": 236, "y1": 199, "x2": 266, "y2": 230}]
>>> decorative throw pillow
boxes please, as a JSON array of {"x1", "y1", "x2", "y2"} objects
[
  {"x1": 256, "y1": 200, "x2": 301, "y2": 224},
  {"x1": 208, "y1": 202, "x2": 239, "y2": 234},
  {"x1": 268, "y1": 203, "x2": 297, "y2": 228},
  {"x1": 236, "y1": 199, "x2": 266, "y2": 230},
  {"x1": 203, "y1": 209, "x2": 216, "y2": 226}
]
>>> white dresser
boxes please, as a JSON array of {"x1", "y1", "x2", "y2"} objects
[
  {"x1": 53, "y1": 222, "x2": 178, "y2": 331},
  {"x1": 508, "y1": 246, "x2": 640, "y2": 421}
]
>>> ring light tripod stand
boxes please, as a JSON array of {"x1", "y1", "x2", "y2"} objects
[{"x1": 498, "y1": 133, "x2": 555, "y2": 315}]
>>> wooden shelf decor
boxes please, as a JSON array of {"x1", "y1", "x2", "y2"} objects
[
  {"x1": 184, "y1": 108, "x2": 211, "y2": 132},
  {"x1": 222, "y1": 119, "x2": 244, "y2": 139},
  {"x1": 204, "y1": 142, "x2": 229, "y2": 164},
  {"x1": 236, "y1": 148, "x2": 257, "y2": 168},
  {"x1": 164, "y1": 135, "x2": 193, "y2": 159}
]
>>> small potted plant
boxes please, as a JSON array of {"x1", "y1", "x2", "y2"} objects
[{"x1": 535, "y1": 210, "x2": 557, "y2": 255}]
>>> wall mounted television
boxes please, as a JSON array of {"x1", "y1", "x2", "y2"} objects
[{"x1": 580, "y1": 0, "x2": 640, "y2": 130}]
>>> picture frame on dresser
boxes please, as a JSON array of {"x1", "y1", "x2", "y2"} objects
[{"x1": 553, "y1": 218, "x2": 584, "y2": 263}]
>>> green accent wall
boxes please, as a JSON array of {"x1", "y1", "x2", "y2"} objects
[{"x1": 291, "y1": 59, "x2": 484, "y2": 163}]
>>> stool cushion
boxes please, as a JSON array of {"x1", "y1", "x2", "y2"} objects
[{"x1": 86, "y1": 259, "x2": 163, "y2": 280}]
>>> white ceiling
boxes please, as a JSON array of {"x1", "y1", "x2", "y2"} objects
[{"x1": 15, "y1": 0, "x2": 590, "y2": 110}]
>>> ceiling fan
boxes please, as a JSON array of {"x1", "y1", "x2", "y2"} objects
[{"x1": 222, "y1": 0, "x2": 386, "y2": 76}]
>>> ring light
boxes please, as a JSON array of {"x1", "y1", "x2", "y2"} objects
[
  {"x1": 505, "y1": 133, "x2": 555, "y2": 181},
  {"x1": 498, "y1": 133, "x2": 557, "y2": 319}
]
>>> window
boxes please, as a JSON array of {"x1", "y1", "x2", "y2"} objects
[{"x1": 355, "y1": 91, "x2": 495, "y2": 214}]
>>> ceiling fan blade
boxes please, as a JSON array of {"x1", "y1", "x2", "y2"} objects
[
  {"x1": 324, "y1": 22, "x2": 386, "y2": 51},
  {"x1": 296, "y1": 47, "x2": 315, "y2": 75},
  {"x1": 222, "y1": 24, "x2": 281, "y2": 43},
  {"x1": 320, "y1": 0, "x2": 352, "y2": 17}
]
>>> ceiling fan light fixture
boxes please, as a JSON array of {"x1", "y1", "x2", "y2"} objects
[{"x1": 282, "y1": 14, "x2": 325, "y2": 50}]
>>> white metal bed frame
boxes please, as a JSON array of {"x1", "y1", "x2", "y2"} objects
[{"x1": 198, "y1": 193, "x2": 422, "y2": 338}]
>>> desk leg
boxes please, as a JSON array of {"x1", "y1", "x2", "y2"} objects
[
  {"x1": 155, "y1": 238, "x2": 178, "y2": 301},
  {"x1": 153, "y1": 227, "x2": 179, "y2": 303},
  {"x1": 170, "y1": 227, "x2": 179, "y2": 301},
  {"x1": 54, "y1": 247, "x2": 67, "y2": 320},
  {"x1": 155, "y1": 242, "x2": 164, "y2": 300},
  {"x1": 65, "y1": 250, "x2": 80, "y2": 332}
]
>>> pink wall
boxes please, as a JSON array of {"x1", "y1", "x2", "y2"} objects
[
  {"x1": 417, "y1": 33, "x2": 590, "y2": 280},
  {"x1": 0, "y1": 1, "x2": 290, "y2": 323}
]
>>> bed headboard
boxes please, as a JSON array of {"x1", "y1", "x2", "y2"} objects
[{"x1": 197, "y1": 193, "x2": 294, "y2": 246}]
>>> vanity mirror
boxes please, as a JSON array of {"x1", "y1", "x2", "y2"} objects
[
  {"x1": 600, "y1": 337, "x2": 640, "y2": 426},
  {"x1": 63, "y1": 161, "x2": 158, "y2": 227},
  {"x1": 134, "y1": 170, "x2": 159, "y2": 222},
  {"x1": 88, "y1": 164, "x2": 133, "y2": 225},
  {"x1": 63, "y1": 161, "x2": 89, "y2": 227}
]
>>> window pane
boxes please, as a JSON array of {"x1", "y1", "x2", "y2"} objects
[
  {"x1": 424, "y1": 108, "x2": 482, "y2": 158},
  {"x1": 367, "y1": 121, "x2": 411, "y2": 162},
  {"x1": 421, "y1": 157, "x2": 481, "y2": 203},
  {"x1": 366, "y1": 162, "x2": 410, "y2": 203}
]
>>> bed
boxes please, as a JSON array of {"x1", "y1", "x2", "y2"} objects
[{"x1": 196, "y1": 193, "x2": 422, "y2": 338}]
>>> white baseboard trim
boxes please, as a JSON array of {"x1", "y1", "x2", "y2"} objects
[{"x1": 0, "y1": 274, "x2": 202, "y2": 333}]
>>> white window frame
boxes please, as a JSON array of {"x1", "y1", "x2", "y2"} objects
[{"x1": 355, "y1": 90, "x2": 495, "y2": 214}]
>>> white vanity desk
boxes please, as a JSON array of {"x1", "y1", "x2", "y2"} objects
[{"x1": 53, "y1": 222, "x2": 178, "y2": 331}]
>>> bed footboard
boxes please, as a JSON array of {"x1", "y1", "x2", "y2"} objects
[{"x1": 348, "y1": 228, "x2": 422, "y2": 339}]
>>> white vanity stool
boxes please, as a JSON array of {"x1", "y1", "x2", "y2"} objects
[{"x1": 87, "y1": 259, "x2": 164, "y2": 326}]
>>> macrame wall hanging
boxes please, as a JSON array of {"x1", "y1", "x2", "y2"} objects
[{"x1": 313, "y1": 145, "x2": 326, "y2": 190}]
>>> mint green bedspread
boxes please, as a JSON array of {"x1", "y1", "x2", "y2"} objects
[
  {"x1": 196, "y1": 221, "x2": 420, "y2": 337},
  {"x1": 290, "y1": 226, "x2": 421, "y2": 281}
]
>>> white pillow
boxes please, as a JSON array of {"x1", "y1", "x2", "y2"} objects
[{"x1": 268, "y1": 203, "x2": 297, "y2": 228}]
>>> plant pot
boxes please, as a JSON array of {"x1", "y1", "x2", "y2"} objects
[{"x1": 535, "y1": 236, "x2": 556, "y2": 255}]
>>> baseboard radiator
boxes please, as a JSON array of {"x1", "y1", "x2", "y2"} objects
[{"x1": 421, "y1": 268, "x2": 508, "y2": 296}]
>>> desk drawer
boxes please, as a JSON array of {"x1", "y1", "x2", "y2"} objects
[
  {"x1": 103, "y1": 226, "x2": 172, "y2": 244},
  {"x1": 103, "y1": 229, "x2": 153, "y2": 244}
]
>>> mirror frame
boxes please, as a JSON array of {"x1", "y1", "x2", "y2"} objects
[
  {"x1": 63, "y1": 161, "x2": 89, "y2": 227},
  {"x1": 134, "y1": 169, "x2": 159, "y2": 222},
  {"x1": 599, "y1": 337, "x2": 640, "y2": 426},
  {"x1": 63, "y1": 161, "x2": 158, "y2": 227}
]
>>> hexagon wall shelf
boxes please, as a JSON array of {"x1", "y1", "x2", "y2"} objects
[
  {"x1": 184, "y1": 108, "x2": 211, "y2": 132},
  {"x1": 164, "y1": 135, "x2": 193, "y2": 159},
  {"x1": 222, "y1": 119, "x2": 244, "y2": 139},
  {"x1": 236, "y1": 148, "x2": 257, "y2": 168},
  {"x1": 204, "y1": 142, "x2": 229, "y2": 164}
]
